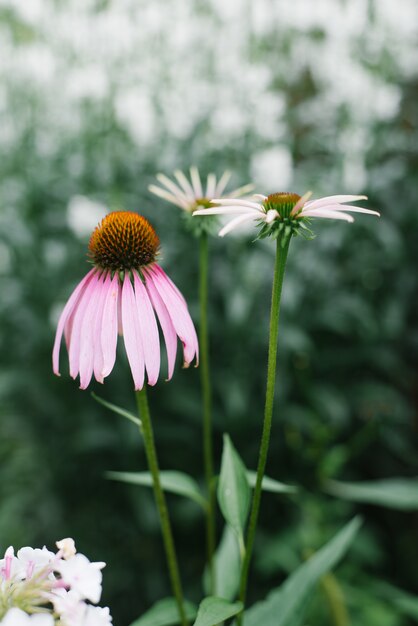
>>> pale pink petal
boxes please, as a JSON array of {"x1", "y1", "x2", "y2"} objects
[
  {"x1": 205, "y1": 173, "x2": 217, "y2": 199},
  {"x1": 101, "y1": 273, "x2": 120, "y2": 378},
  {"x1": 301, "y1": 209, "x2": 355, "y2": 222},
  {"x1": 194, "y1": 206, "x2": 258, "y2": 216},
  {"x1": 68, "y1": 273, "x2": 102, "y2": 381},
  {"x1": 226, "y1": 183, "x2": 256, "y2": 198},
  {"x1": 79, "y1": 276, "x2": 104, "y2": 389},
  {"x1": 145, "y1": 265, "x2": 198, "y2": 367},
  {"x1": 190, "y1": 166, "x2": 203, "y2": 198},
  {"x1": 290, "y1": 191, "x2": 313, "y2": 216},
  {"x1": 152, "y1": 264, "x2": 187, "y2": 305},
  {"x1": 303, "y1": 204, "x2": 380, "y2": 216},
  {"x1": 145, "y1": 276, "x2": 178, "y2": 380},
  {"x1": 219, "y1": 213, "x2": 259, "y2": 237},
  {"x1": 156, "y1": 173, "x2": 188, "y2": 201},
  {"x1": 212, "y1": 198, "x2": 263, "y2": 210},
  {"x1": 133, "y1": 271, "x2": 160, "y2": 386},
  {"x1": 148, "y1": 185, "x2": 189, "y2": 210},
  {"x1": 214, "y1": 170, "x2": 231, "y2": 196},
  {"x1": 91, "y1": 275, "x2": 109, "y2": 384},
  {"x1": 52, "y1": 269, "x2": 96, "y2": 376},
  {"x1": 252, "y1": 194, "x2": 268, "y2": 201},
  {"x1": 173, "y1": 170, "x2": 195, "y2": 198},
  {"x1": 304, "y1": 194, "x2": 367, "y2": 211},
  {"x1": 121, "y1": 274, "x2": 145, "y2": 390}
]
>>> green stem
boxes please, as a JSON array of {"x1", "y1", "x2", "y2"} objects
[
  {"x1": 237, "y1": 235, "x2": 291, "y2": 625},
  {"x1": 136, "y1": 388, "x2": 189, "y2": 626},
  {"x1": 321, "y1": 573, "x2": 350, "y2": 626},
  {"x1": 199, "y1": 232, "x2": 216, "y2": 594}
]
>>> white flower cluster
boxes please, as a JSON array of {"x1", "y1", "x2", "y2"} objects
[{"x1": 0, "y1": 539, "x2": 112, "y2": 626}]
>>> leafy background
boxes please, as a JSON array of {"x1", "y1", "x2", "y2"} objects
[{"x1": 0, "y1": 0, "x2": 417, "y2": 624}]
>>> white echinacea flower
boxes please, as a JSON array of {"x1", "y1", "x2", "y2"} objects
[
  {"x1": 193, "y1": 191, "x2": 380, "y2": 238},
  {"x1": 149, "y1": 166, "x2": 254, "y2": 236}
]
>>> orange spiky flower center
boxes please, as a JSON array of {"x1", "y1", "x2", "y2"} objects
[{"x1": 88, "y1": 211, "x2": 159, "y2": 272}]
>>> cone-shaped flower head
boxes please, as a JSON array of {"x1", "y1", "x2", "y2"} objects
[
  {"x1": 53, "y1": 211, "x2": 198, "y2": 390},
  {"x1": 149, "y1": 166, "x2": 254, "y2": 236},
  {"x1": 193, "y1": 191, "x2": 380, "y2": 238}
]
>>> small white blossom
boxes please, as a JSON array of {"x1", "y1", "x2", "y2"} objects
[
  {"x1": 56, "y1": 538, "x2": 76, "y2": 560},
  {"x1": 56, "y1": 554, "x2": 105, "y2": 604},
  {"x1": 0, "y1": 609, "x2": 54, "y2": 626}
]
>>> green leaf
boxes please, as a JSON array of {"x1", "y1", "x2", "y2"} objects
[
  {"x1": 92, "y1": 392, "x2": 141, "y2": 427},
  {"x1": 106, "y1": 470, "x2": 208, "y2": 509},
  {"x1": 247, "y1": 471, "x2": 297, "y2": 494},
  {"x1": 325, "y1": 478, "x2": 418, "y2": 510},
  {"x1": 217, "y1": 435, "x2": 251, "y2": 550},
  {"x1": 129, "y1": 597, "x2": 197, "y2": 626},
  {"x1": 203, "y1": 526, "x2": 241, "y2": 601},
  {"x1": 193, "y1": 597, "x2": 243, "y2": 626},
  {"x1": 374, "y1": 582, "x2": 418, "y2": 619},
  {"x1": 244, "y1": 517, "x2": 362, "y2": 626}
]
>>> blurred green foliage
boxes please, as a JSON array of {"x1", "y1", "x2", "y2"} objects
[{"x1": 0, "y1": 1, "x2": 417, "y2": 624}]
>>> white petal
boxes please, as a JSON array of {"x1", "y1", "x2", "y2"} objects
[
  {"x1": 156, "y1": 173, "x2": 189, "y2": 201},
  {"x1": 190, "y1": 166, "x2": 203, "y2": 197},
  {"x1": 194, "y1": 206, "x2": 258, "y2": 216},
  {"x1": 219, "y1": 213, "x2": 258, "y2": 237},
  {"x1": 304, "y1": 204, "x2": 380, "y2": 216},
  {"x1": 212, "y1": 198, "x2": 264, "y2": 210},
  {"x1": 205, "y1": 173, "x2": 217, "y2": 199},
  {"x1": 226, "y1": 183, "x2": 256, "y2": 198},
  {"x1": 148, "y1": 185, "x2": 189, "y2": 210},
  {"x1": 302, "y1": 209, "x2": 355, "y2": 222},
  {"x1": 214, "y1": 170, "x2": 231, "y2": 196},
  {"x1": 173, "y1": 169, "x2": 195, "y2": 197},
  {"x1": 304, "y1": 194, "x2": 368, "y2": 211}
]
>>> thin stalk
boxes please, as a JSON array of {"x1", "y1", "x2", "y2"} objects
[
  {"x1": 136, "y1": 388, "x2": 189, "y2": 626},
  {"x1": 237, "y1": 235, "x2": 291, "y2": 625},
  {"x1": 199, "y1": 232, "x2": 216, "y2": 594}
]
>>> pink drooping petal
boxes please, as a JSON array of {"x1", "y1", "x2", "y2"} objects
[
  {"x1": 79, "y1": 276, "x2": 105, "y2": 389},
  {"x1": 52, "y1": 269, "x2": 96, "y2": 376},
  {"x1": 304, "y1": 194, "x2": 367, "y2": 211},
  {"x1": 152, "y1": 264, "x2": 187, "y2": 306},
  {"x1": 67, "y1": 272, "x2": 101, "y2": 381},
  {"x1": 145, "y1": 274, "x2": 178, "y2": 380},
  {"x1": 133, "y1": 271, "x2": 160, "y2": 386},
  {"x1": 301, "y1": 209, "x2": 355, "y2": 222},
  {"x1": 145, "y1": 265, "x2": 198, "y2": 367},
  {"x1": 100, "y1": 273, "x2": 120, "y2": 379},
  {"x1": 219, "y1": 212, "x2": 259, "y2": 237},
  {"x1": 121, "y1": 274, "x2": 145, "y2": 390},
  {"x1": 91, "y1": 275, "x2": 109, "y2": 384}
]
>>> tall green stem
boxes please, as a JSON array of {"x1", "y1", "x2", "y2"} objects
[
  {"x1": 199, "y1": 232, "x2": 216, "y2": 593},
  {"x1": 136, "y1": 388, "x2": 189, "y2": 626},
  {"x1": 238, "y1": 235, "x2": 291, "y2": 624}
]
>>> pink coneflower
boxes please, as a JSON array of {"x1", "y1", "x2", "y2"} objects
[
  {"x1": 53, "y1": 211, "x2": 198, "y2": 390},
  {"x1": 193, "y1": 191, "x2": 380, "y2": 237}
]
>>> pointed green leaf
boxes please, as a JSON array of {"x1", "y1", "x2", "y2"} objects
[
  {"x1": 107, "y1": 471, "x2": 208, "y2": 509},
  {"x1": 193, "y1": 597, "x2": 243, "y2": 626},
  {"x1": 244, "y1": 517, "x2": 362, "y2": 626},
  {"x1": 325, "y1": 478, "x2": 418, "y2": 510},
  {"x1": 92, "y1": 392, "x2": 141, "y2": 427},
  {"x1": 217, "y1": 435, "x2": 250, "y2": 548},
  {"x1": 203, "y1": 526, "x2": 241, "y2": 601},
  {"x1": 247, "y1": 471, "x2": 297, "y2": 494},
  {"x1": 129, "y1": 598, "x2": 197, "y2": 626}
]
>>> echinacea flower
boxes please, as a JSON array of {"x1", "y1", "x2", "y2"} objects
[
  {"x1": 149, "y1": 166, "x2": 254, "y2": 236},
  {"x1": 193, "y1": 191, "x2": 380, "y2": 238},
  {"x1": 53, "y1": 211, "x2": 198, "y2": 390}
]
